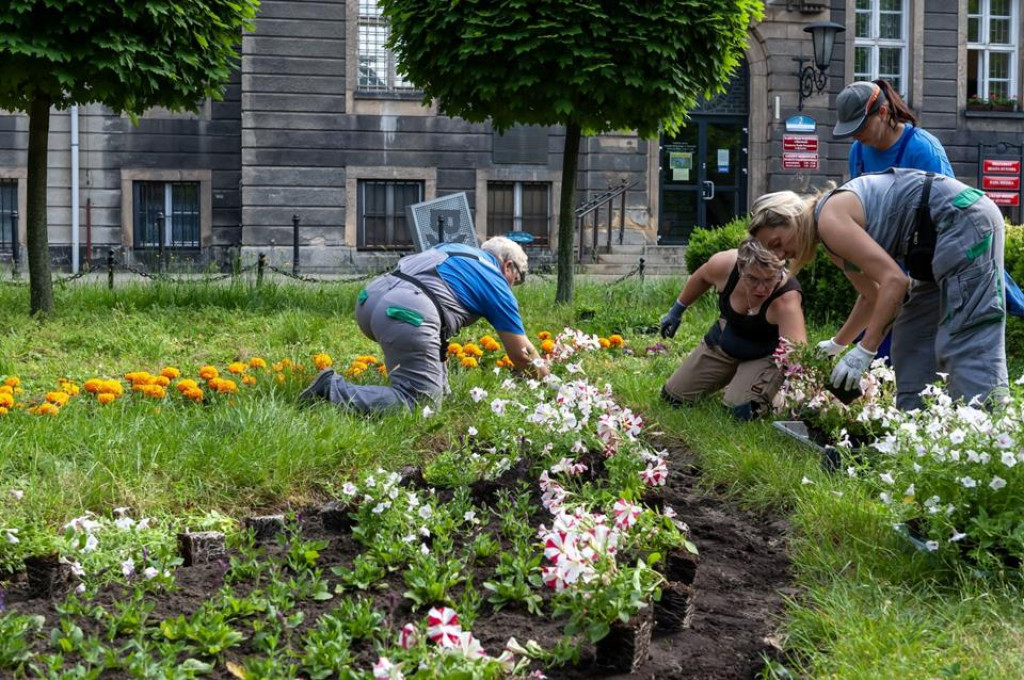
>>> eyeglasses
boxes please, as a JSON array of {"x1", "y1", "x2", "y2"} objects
[
  {"x1": 741, "y1": 272, "x2": 782, "y2": 289},
  {"x1": 509, "y1": 261, "x2": 526, "y2": 286}
]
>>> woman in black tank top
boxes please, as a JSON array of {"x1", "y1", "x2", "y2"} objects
[{"x1": 659, "y1": 238, "x2": 806, "y2": 420}]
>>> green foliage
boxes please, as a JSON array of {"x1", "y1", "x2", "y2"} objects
[
  {"x1": 1004, "y1": 222, "x2": 1024, "y2": 285},
  {"x1": 0, "y1": 0, "x2": 258, "y2": 114},
  {"x1": 379, "y1": 0, "x2": 763, "y2": 137},
  {"x1": 684, "y1": 217, "x2": 748, "y2": 273}
]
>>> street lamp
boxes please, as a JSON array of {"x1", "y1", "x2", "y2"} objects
[{"x1": 794, "y1": 21, "x2": 845, "y2": 111}]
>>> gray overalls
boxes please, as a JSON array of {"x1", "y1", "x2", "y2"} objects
[
  {"x1": 322, "y1": 248, "x2": 490, "y2": 413},
  {"x1": 817, "y1": 168, "x2": 1008, "y2": 410}
]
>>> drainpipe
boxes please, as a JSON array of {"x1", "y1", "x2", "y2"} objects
[{"x1": 71, "y1": 105, "x2": 80, "y2": 273}]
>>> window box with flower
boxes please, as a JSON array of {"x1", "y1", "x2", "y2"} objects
[
  {"x1": 967, "y1": 95, "x2": 992, "y2": 111},
  {"x1": 990, "y1": 94, "x2": 1019, "y2": 112}
]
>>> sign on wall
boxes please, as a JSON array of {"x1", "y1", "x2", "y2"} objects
[
  {"x1": 981, "y1": 158, "x2": 1022, "y2": 207},
  {"x1": 782, "y1": 134, "x2": 819, "y2": 170}
]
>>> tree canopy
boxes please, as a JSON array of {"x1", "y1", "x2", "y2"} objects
[{"x1": 0, "y1": 0, "x2": 258, "y2": 115}]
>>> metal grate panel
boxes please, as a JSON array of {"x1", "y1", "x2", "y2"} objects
[{"x1": 405, "y1": 192, "x2": 478, "y2": 252}]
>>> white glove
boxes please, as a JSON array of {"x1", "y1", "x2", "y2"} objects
[
  {"x1": 830, "y1": 343, "x2": 876, "y2": 392},
  {"x1": 816, "y1": 337, "x2": 847, "y2": 358}
]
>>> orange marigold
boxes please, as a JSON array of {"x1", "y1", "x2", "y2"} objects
[
  {"x1": 378, "y1": 364, "x2": 388, "y2": 376},
  {"x1": 0, "y1": 393, "x2": 13, "y2": 409},
  {"x1": 161, "y1": 367, "x2": 181, "y2": 380},
  {"x1": 537, "y1": 331, "x2": 552, "y2": 341},
  {"x1": 540, "y1": 339, "x2": 555, "y2": 354},
  {"x1": 3, "y1": 376, "x2": 19, "y2": 388},
  {"x1": 199, "y1": 366, "x2": 219, "y2": 381},
  {"x1": 356, "y1": 355, "x2": 378, "y2": 365},
  {"x1": 154, "y1": 376, "x2": 171, "y2": 388},
  {"x1": 34, "y1": 403, "x2": 59, "y2": 416},
  {"x1": 598, "y1": 337, "x2": 611, "y2": 349},
  {"x1": 313, "y1": 353, "x2": 333, "y2": 370},
  {"x1": 101, "y1": 381, "x2": 124, "y2": 396},
  {"x1": 45, "y1": 391, "x2": 70, "y2": 406},
  {"x1": 184, "y1": 387, "x2": 204, "y2": 402},
  {"x1": 140, "y1": 385, "x2": 166, "y2": 399},
  {"x1": 462, "y1": 343, "x2": 483, "y2": 357},
  {"x1": 58, "y1": 380, "x2": 80, "y2": 396},
  {"x1": 460, "y1": 356, "x2": 479, "y2": 369},
  {"x1": 227, "y1": 362, "x2": 247, "y2": 375},
  {"x1": 242, "y1": 375, "x2": 257, "y2": 386},
  {"x1": 609, "y1": 334, "x2": 625, "y2": 347},
  {"x1": 249, "y1": 357, "x2": 268, "y2": 369},
  {"x1": 84, "y1": 379, "x2": 103, "y2": 394},
  {"x1": 97, "y1": 393, "x2": 116, "y2": 405},
  {"x1": 0, "y1": 407, "x2": 7, "y2": 416},
  {"x1": 214, "y1": 378, "x2": 238, "y2": 394},
  {"x1": 0, "y1": 385, "x2": 11, "y2": 395},
  {"x1": 447, "y1": 343, "x2": 463, "y2": 356}
]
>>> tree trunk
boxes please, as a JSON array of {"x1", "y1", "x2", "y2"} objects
[
  {"x1": 27, "y1": 94, "x2": 54, "y2": 316},
  {"x1": 555, "y1": 121, "x2": 582, "y2": 305}
]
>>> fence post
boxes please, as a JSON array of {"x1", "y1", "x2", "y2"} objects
[
  {"x1": 10, "y1": 209, "x2": 19, "y2": 278},
  {"x1": 576, "y1": 215, "x2": 583, "y2": 263},
  {"x1": 292, "y1": 214, "x2": 300, "y2": 276},
  {"x1": 619, "y1": 189, "x2": 627, "y2": 245},
  {"x1": 606, "y1": 194, "x2": 613, "y2": 251},
  {"x1": 107, "y1": 248, "x2": 115, "y2": 290},
  {"x1": 232, "y1": 245, "x2": 242, "y2": 278},
  {"x1": 590, "y1": 212, "x2": 598, "y2": 263},
  {"x1": 257, "y1": 252, "x2": 266, "y2": 287},
  {"x1": 156, "y1": 211, "x2": 166, "y2": 273},
  {"x1": 638, "y1": 257, "x2": 646, "y2": 283}
]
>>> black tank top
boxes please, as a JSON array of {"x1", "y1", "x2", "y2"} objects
[{"x1": 704, "y1": 265, "x2": 802, "y2": 360}]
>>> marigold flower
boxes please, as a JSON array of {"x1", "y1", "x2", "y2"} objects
[
  {"x1": 83, "y1": 379, "x2": 103, "y2": 394},
  {"x1": 313, "y1": 353, "x2": 333, "y2": 370},
  {"x1": 356, "y1": 355, "x2": 378, "y2": 365},
  {"x1": 0, "y1": 385, "x2": 11, "y2": 395},
  {"x1": 538, "y1": 331, "x2": 552, "y2": 341},
  {"x1": 199, "y1": 366, "x2": 218, "y2": 381},
  {"x1": 462, "y1": 343, "x2": 483, "y2": 357},
  {"x1": 272, "y1": 362, "x2": 284, "y2": 372},
  {"x1": 249, "y1": 357, "x2": 267, "y2": 369},
  {"x1": 160, "y1": 367, "x2": 181, "y2": 380},
  {"x1": 275, "y1": 372, "x2": 285, "y2": 383},
  {"x1": 351, "y1": 360, "x2": 369, "y2": 372},
  {"x1": 0, "y1": 393, "x2": 13, "y2": 409},
  {"x1": 34, "y1": 403, "x2": 59, "y2": 416},
  {"x1": 447, "y1": 343, "x2": 463, "y2": 356},
  {"x1": 184, "y1": 387, "x2": 204, "y2": 402},
  {"x1": 214, "y1": 379, "x2": 238, "y2": 394},
  {"x1": 0, "y1": 407, "x2": 7, "y2": 416},
  {"x1": 46, "y1": 391, "x2": 70, "y2": 406},
  {"x1": 540, "y1": 340, "x2": 555, "y2": 354},
  {"x1": 242, "y1": 375, "x2": 257, "y2": 386},
  {"x1": 58, "y1": 380, "x2": 80, "y2": 396},
  {"x1": 227, "y1": 362, "x2": 247, "y2": 375},
  {"x1": 3, "y1": 377, "x2": 19, "y2": 388},
  {"x1": 378, "y1": 364, "x2": 388, "y2": 376},
  {"x1": 460, "y1": 357, "x2": 479, "y2": 369},
  {"x1": 97, "y1": 393, "x2": 116, "y2": 405},
  {"x1": 101, "y1": 381, "x2": 124, "y2": 396},
  {"x1": 598, "y1": 337, "x2": 611, "y2": 349},
  {"x1": 153, "y1": 375, "x2": 171, "y2": 388},
  {"x1": 609, "y1": 334, "x2": 625, "y2": 347},
  {"x1": 140, "y1": 385, "x2": 166, "y2": 399},
  {"x1": 176, "y1": 378, "x2": 198, "y2": 393}
]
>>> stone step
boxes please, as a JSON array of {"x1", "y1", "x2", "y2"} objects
[{"x1": 577, "y1": 262, "x2": 686, "y2": 277}]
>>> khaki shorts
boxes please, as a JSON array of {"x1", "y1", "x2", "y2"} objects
[{"x1": 662, "y1": 337, "x2": 783, "y2": 411}]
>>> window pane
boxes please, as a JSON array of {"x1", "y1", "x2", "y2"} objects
[
  {"x1": 989, "y1": 18, "x2": 1012, "y2": 44},
  {"x1": 133, "y1": 181, "x2": 164, "y2": 248},
  {"x1": 880, "y1": 0, "x2": 902, "y2": 11},
  {"x1": 968, "y1": 0, "x2": 980, "y2": 13},
  {"x1": 856, "y1": 0, "x2": 870, "y2": 9},
  {"x1": 361, "y1": 181, "x2": 387, "y2": 247},
  {"x1": 968, "y1": 17, "x2": 980, "y2": 43},
  {"x1": 878, "y1": 48, "x2": 902, "y2": 78},
  {"x1": 170, "y1": 183, "x2": 200, "y2": 248},
  {"x1": 390, "y1": 181, "x2": 420, "y2": 247},
  {"x1": 854, "y1": 46, "x2": 872, "y2": 76},
  {"x1": 521, "y1": 183, "x2": 550, "y2": 243},
  {"x1": 358, "y1": 0, "x2": 381, "y2": 17},
  {"x1": 989, "y1": 51, "x2": 1011, "y2": 80},
  {"x1": 879, "y1": 12, "x2": 902, "y2": 40},
  {"x1": 990, "y1": 0, "x2": 1011, "y2": 17},
  {"x1": 358, "y1": 180, "x2": 419, "y2": 248},
  {"x1": 487, "y1": 182, "x2": 514, "y2": 237},
  {"x1": 855, "y1": 12, "x2": 871, "y2": 38},
  {"x1": 0, "y1": 179, "x2": 15, "y2": 249}
]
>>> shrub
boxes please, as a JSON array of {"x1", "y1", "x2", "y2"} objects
[
  {"x1": 1004, "y1": 221, "x2": 1024, "y2": 285},
  {"x1": 683, "y1": 217, "x2": 748, "y2": 273}
]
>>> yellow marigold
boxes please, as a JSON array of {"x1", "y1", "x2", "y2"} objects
[
  {"x1": 97, "y1": 393, "x2": 116, "y2": 405},
  {"x1": 356, "y1": 355, "x2": 378, "y2": 365},
  {"x1": 497, "y1": 355, "x2": 513, "y2": 368},
  {"x1": 350, "y1": 360, "x2": 369, "y2": 372},
  {"x1": 609, "y1": 334, "x2": 625, "y2": 347},
  {"x1": 378, "y1": 364, "x2": 388, "y2": 376},
  {"x1": 215, "y1": 379, "x2": 238, "y2": 394},
  {"x1": 272, "y1": 362, "x2": 284, "y2": 372},
  {"x1": 460, "y1": 356, "x2": 479, "y2": 369},
  {"x1": 598, "y1": 337, "x2": 611, "y2": 348},
  {"x1": 34, "y1": 403, "x2": 59, "y2": 416},
  {"x1": 463, "y1": 343, "x2": 483, "y2": 357},
  {"x1": 540, "y1": 339, "x2": 555, "y2": 354},
  {"x1": 0, "y1": 393, "x2": 13, "y2": 408},
  {"x1": 249, "y1": 357, "x2": 267, "y2": 369},
  {"x1": 4, "y1": 377, "x2": 19, "y2": 387},
  {"x1": 84, "y1": 379, "x2": 103, "y2": 394},
  {"x1": 59, "y1": 380, "x2": 80, "y2": 396},
  {"x1": 538, "y1": 331, "x2": 552, "y2": 341},
  {"x1": 154, "y1": 375, "x2": 171, "y2": 388},
  {"x1": 46, "y1": 391, "x2": 70, "y2": 406},
  {"x1": 313, "y1": 353, "x2": 333, "y2": 370},
  {"x1": 141, "y1": 385, "x2": 166, "y2": 399},
  {"x1": 161, "y1": 367, "x2": 181, "y2": 380},
  {"x1": 479, "y1": 336, "x2": 500, "y2": 352},
  {"x1": 345, "y1": 367, "x2": 364, "y2": 379},
  {"x1": 279, "y1": 358, "x2": 293, "y2": 368},
  {"x1": 276, "y1": 373, "x2": 285, "y2": 383},
  {"x1": 242, "y1": 375, "x2": 257, "y2": 386},
  {"x1": 184, "y1": 387, "x2": 204, "y2": 402},
  {"x1": 0, "y1": 406, "x2": 7, "y2": 415},
  {"x1": 0, "y1": 385, "x2": 11, "y2": 395},
  {"x1": 101, "y1": 381, "x2": 124, "y2": 396},
  {"x1": 447, "y1": 343, "x2": 463, "y2": 356},
  {"x1": 227, "y1": 362, "x2": 247, "y2": 375},
  {"x1": 176, "y1": 379, "x2": 198, "y2": 392},
  {"x1": 199, "y1": 366, "x2": 219, "y2": 381}
]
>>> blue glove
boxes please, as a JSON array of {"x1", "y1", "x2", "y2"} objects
[
  {"x1": 830, "y1": 343, "x2": 876, "y2": 392},
  {"x1": 659, "y1": 301, "x2": 687, "y2": 339}
]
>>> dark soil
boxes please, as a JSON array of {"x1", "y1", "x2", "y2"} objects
[{"x1": 2, "y1": 444, "x2": 792, "y2": 679}]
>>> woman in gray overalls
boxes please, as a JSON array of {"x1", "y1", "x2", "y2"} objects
[{"x1": 748, "y1": 167, "x2": 1007, "y2": 410}]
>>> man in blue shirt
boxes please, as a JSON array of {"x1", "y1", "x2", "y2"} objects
[{"x1": 300, "y1": 236, "x2": 547, "y2": 413}]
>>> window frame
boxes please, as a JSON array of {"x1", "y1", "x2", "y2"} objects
[
  {"x1": 356, "y1": 178, "x2": 424, "y2": 251},
  {"x1": 0, "y1": 178, "x2": 18, "y2": 253},
  {"x1": 356, "y1": 0, "x2": 416, "y2": 95},
  {"x1": 131, "y1": 181, "x2": 202, "y2": 250},
  {"x1": 486, "y1": 180, "x2": 552, "y2": 245},
  {"x1": 852, "y1": 0, "x2": 909, "y2": 95},
  {"x1": 119, "y1": 169, "x2": 212, "y2": 252},
  {"x1": 967, "y1": 0, "x2": 1020, "y2": 101}
]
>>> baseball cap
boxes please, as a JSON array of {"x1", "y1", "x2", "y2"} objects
[{"x1": 833, "y1": 81, "x2": 885, "y2": 139}]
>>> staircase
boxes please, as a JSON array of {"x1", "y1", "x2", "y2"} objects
[{"x1": 576, "y1": 244, "x2": 689, "y2": 279}]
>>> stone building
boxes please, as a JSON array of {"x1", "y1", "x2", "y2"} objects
[{"x1": 0, "y1": 0, "x2": 1021, "y2": 273}]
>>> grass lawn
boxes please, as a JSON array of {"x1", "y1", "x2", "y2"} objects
[{"x1": 1, "y1": 276, "x2": 1023, "y2": 678}]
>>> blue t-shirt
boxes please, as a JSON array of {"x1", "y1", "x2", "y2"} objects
[
  {"x1": 434, "y1": 243, "x2": 525, "y2": 335},
  {"x1": 849, "y1": 124, "x2": 953, "y2": 179}
]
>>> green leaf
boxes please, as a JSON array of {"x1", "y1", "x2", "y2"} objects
[{"x1": 587, "y1": 620, "x2": 610, "y2": 643}]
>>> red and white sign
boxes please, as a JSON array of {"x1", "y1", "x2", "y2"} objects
[
  {"x1": 783, "y1": 134, "x2": 819, "y2": 152},
  {"x1": 983, "y1": 159, "x2": 1021, "y2": 174},
  {"x1": 782, "y1": 152, "x2": 818, "y2": 170},
  {"x1": 988, "y1": 192, "x2": 1020, "y2": 206},
  {"x1": 983, "y1": 175, "x2": 1021, "y2": 191}
]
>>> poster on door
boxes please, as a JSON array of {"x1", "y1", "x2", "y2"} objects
[{"x1": 669, "y1": 150, "x2": 693, "y2": 181}]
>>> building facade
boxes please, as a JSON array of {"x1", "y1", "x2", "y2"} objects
[{"x1": 0, "y1": 0, "x2": 1022, "y2": 272}]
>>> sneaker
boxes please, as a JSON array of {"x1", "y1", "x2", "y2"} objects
[{"x1": 299, "y1": 369, "x2": 335, "y2": 403}]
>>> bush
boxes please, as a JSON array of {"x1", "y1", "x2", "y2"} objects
[
  {"x1": 1004, "y1": 221, "x2": 1024, "y2": 285},
  {"x1": 683, "y1": 217, "x2": 748, "y2": 274}
]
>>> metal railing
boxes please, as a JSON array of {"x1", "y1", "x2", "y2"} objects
[{"x1": 575, "y1": 179, "x2": 638, "y2": 263}]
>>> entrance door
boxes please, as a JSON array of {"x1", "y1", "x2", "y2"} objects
[{"x1": 658, "y1": 117, "x2": 748, "y2": 244}]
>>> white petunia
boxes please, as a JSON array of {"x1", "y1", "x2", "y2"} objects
[
  {"x1": 4, "y1": 529, "x2": 18, "y2": 544},
  {"x1": 121, "y1": 559, "x2": 135, "y2": 578},
  {"x1": 925, "y1": 540, "x2": 940, "y2": 552},
  {"x1": 879, "y1": 472, "x2": 895, "y2": 485},
  {"x1": 469, "y1": 387, "x2": 488, "y2": 403},
  {"x1": 82, "y1": 533, "x2": 99, "y2": 553},
  {"x1": 342, "y1": 482, "x2": 358, "y2": 496},
  {"x1": 422, "y1": 405, "x2": 434, "y2": 418},
  {"x1": 467, "y1": 426, "x2": 478, "y2": 437},
  {"x1": 801, "y1": 477, "x2": 814, "y2": 485},
  {"x1": 464, "y1": 510, "x2": 477, "y2": 523},
  {"x1": 1001, "y1": 452, "x2": 1017, "y2": 468},
  {"x1": 950, "y1": 530, "x2": 968, "y2": 542},
  {"x1": 960, "y1": 477, "x2": 977, "y2": 489},
  {"x1": 418, "y1": 505, "x2": 433, "y2": 520},
  {"x1": 9, "y1": 489, "x2": 24, "y2": 500},
  {"x1": 989, "y1": 476, "x2": 1007, "y2": 491}
]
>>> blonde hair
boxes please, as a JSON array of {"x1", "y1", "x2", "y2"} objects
[
  {"x1": 747, "y1": 190, "x2": 825, "y2": 272},
  {"x1": 480, "y1": 236, "x2": 528, "y2": 273},
  {"x1": 736, "y1": 237, "x2": 786, "y2": 273}
]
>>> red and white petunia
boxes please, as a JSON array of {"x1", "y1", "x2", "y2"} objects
[
  {"x1": 612, "y1": 498, "x2": 641, "y2": 530},
  {"x1": 426, "y1": 606, "x2": 462, "y2": 647},
  {"x1": 399, "y1": 622, "x2": 417, "y2": 649},
  {"x1": 373, "y1": 656, "x2": 405, "y2": 680},
  {"x1": 641, "y1": 459, "x2": 668, "y2": 487}
]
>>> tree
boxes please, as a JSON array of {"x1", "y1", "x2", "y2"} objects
[
  {"x1": 0, "y1": 0, "x2": 259, "y2": 315},
  {"x1": 379, "y1": 0, "x2": 763, "y2": 304}
]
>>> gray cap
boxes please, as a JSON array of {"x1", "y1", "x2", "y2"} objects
[{"x1": 833, "y1": 81, "x2": 885, "y2": 139}]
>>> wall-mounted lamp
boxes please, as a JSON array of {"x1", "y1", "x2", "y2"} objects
[{"x1": 793, "y1": 21, "x2": 845, "y2": 111}]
